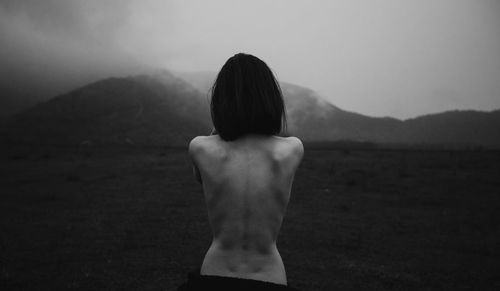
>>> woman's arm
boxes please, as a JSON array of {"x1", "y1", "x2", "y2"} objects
[
  {"x1": 192, "y1": 162, "x2": 202, "y2": 184},
  {"x1": 188, "y1": 137, "x2": 203, "y2": 184}
]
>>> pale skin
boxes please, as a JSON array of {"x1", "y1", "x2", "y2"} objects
[{"x1": 188, "y1": 132, "x2": 304, "y2": 285}]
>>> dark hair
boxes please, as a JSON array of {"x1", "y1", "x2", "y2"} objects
[{"x1": 210, "y1": 53, "x2": 287, "y2": 141}]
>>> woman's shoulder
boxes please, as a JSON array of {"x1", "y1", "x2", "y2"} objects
[
  {"x1": 270, "y1": 136, "x2": 304, "y2": 164},
  {"x1": 189, "y1": 135, "x2": 231, "y2": 162},
  {"x1": 188, "y1": 135, "x2": 219, "y2": 154},
  {"x1": 275, "y1": 136, "x2": 304, "y2": 154}
]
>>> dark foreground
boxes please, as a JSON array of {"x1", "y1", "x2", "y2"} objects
[{"x1": 1, "y1": 146, "x2": 499, "y2": 290}]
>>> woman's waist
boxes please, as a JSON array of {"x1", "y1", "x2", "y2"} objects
[
  {"x1": 201, "y1": 241, "x2": 286, "y2": 284},
  {"x1": 207, "y1": 238, "x2": 280, "y2": 256}
]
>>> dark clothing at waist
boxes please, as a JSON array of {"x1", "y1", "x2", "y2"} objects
[{"x1": 177, "y1": 268, "x2": 301, "y2": 291}]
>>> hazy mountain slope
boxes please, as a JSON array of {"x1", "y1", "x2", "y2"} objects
[
  {"x1": 174, "y1": 71, "x2": 216, "y2": 97},
  {"x1": 279, "y1": 82, "x2": 403, "y2": 141},
  {"x1": 2, "y1": 71, "x2": 211, "y2": 146},
  {"x1": 177, "y1": 71, "x2": 403, "y2": 142},
  {"x1": 177, "y1": 71, "x2": 500, "y2": 146}
]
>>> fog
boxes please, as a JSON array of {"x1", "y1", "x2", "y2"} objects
[{"x1": 1, "y1": 0, "x2": 499, "y2": 118}]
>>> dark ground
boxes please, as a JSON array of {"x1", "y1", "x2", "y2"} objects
[{"x1": 1, "y1": 146, "x2": 499, "y2": 290}]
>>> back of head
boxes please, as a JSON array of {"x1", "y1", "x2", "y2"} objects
[{"x1": 210, "y1": 53, "x2": 287, "y2": 141}]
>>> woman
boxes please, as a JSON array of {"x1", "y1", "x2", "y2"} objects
[{"x1": 179, "y1": 53, "x2": 303, "y2": 291}]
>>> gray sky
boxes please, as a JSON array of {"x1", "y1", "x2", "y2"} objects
[{"x1": 1, "y1": 0, "x2": 499, "y2": 119}]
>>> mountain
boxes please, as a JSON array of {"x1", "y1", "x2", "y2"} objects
[
  {"x1": 400, "y1": 110, "x2": 500, "y2": 146},
  {"x1": 2, "y1": 70, "x2": 499, "y2": 148},
  {"x1": 178, "y1": 71, "x2": 500, "y2": 147},
  {"x1": 1, "y1": 70, "x2": 211, "y2": 146},
  {"x1": 279, "y1": 82, "x2": 403, "y2": 142},
  {"x1": 177, "y1": 71, "x2": 404, "y2": 142}
]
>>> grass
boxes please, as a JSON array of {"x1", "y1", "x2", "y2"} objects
[{"x1": 0, "y1": 146, "x2": 499, "y2": 290}]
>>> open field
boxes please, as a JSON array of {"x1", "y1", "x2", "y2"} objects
[{"x1": 1, "y1": 146, "x2": 499, "y2": 290}]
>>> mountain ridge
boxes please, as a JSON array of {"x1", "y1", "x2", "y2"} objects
[{"x1": 1, "y1": 70, "x2": 499, "y2": 148}]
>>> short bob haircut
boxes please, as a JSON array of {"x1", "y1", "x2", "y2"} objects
[{"x1": 210, "y1": 53, "x2": 287, "y2": 141}]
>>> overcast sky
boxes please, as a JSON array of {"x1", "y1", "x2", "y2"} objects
[{"x1": 1, "y1": 0, "x2": 499, "y2": 119}]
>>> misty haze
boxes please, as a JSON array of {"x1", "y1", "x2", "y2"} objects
[{"x1": 1, "y1": 1, "x2": 499, "y2": 290}]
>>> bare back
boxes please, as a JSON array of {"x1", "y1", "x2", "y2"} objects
[{"x1": 188, "y1": 134, "x2": 303, "y2": 285}]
